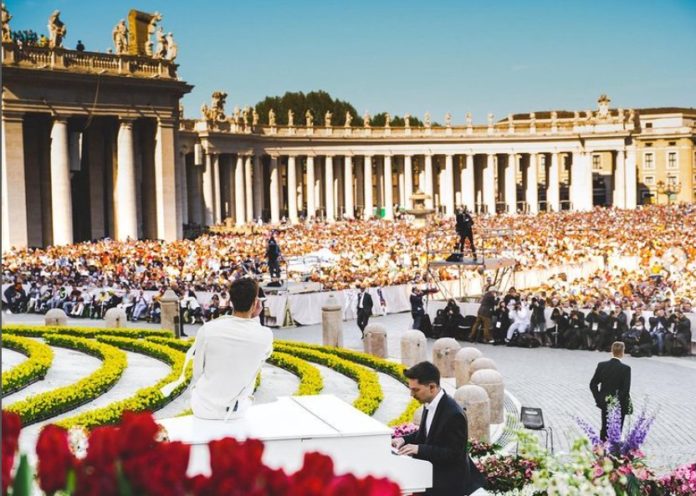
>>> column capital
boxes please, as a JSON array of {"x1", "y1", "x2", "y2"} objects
[
  {"x1": 52, "y1": 115, "x2": 70, "y2": 125},
  {"x1": 2, "y1": 110, "x2": 25, "y2": 123},
  {"x1": 157, "y1": 117, "x2": 176, "y2": 128}
]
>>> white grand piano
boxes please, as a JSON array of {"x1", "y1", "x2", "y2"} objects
[{"x1": 159, "y1": 395, "x2": 432, "y2": 494}]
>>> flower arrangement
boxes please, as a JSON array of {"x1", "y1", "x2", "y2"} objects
[
  {"x1": 658, "y1": 462, "x2": 696, "y2": 495},
  {"x1": 4, "y1": 324, "x2": 171, "y2": 339},
  {"x1": 1, "y1": 334, "x2": 54, "y2": 396},
  {"x1": 391, "y1": 422, "x2": 418, "y2": 438},
  {"x1": 2, "y1": 410, "x2": 401, "y2": 496}
]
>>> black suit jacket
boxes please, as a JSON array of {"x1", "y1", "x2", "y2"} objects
[
  {"x1": 589, "y1": 357, "x2": 631, "y2": 412},
  {"x1": 404, "y1": 392, "x2": 484, "y2": 495},
  {"x1": 357, "y1": 291, "x2": 373, "y2": 315}
]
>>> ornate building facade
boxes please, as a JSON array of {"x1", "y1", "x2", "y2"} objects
[{"x1": 2, "y1": 8, "x2": 695, "y2": 251}]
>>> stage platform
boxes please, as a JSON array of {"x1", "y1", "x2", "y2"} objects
[
  {"x1": 429, "y1": 257, "x2": 516, "y2": 270},
  {"x1": 260, "y1": 280, "x2": 323, "y2": 294}
]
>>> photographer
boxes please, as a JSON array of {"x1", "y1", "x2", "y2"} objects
[
  {"x1": 492, "y1": 300, "x2": 511, "y2": 344},
  {"x1": 546, "y1": 298, "x2": 568, "y2": 347}
]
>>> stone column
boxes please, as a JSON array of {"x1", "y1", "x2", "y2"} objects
[
  {"x1": 202, "y1": 153, "x2": 215, "y2": 226},
  {"x1": 547, "y1": 152, "x2": 560, "y2": 212},
  {"x1": 462, "y1": 154, "x2": 475, "y2": 212},
  {"x1": 235, "y1": 155, "x2": 245, "y2": 224},
  {"x1": 571, "y1": 151, "x2": 592, "y2": 212},
  {"x1": 1, "y1": 113, "x2": 28, "y2": 252},
  {"x1": 424, "y1": 154, "x2": 434, "y2": 209},
  {"x1": 625, "y1": 145, "x2": 637, "y2": 209},
  {"x1": 49, "y1": 118, "x2": 74, "y2": 245},
  {"x1": 454, "y1": 385, "x2": 491, "y2": 442},
  {"x1": 245, "y1": 156, "x2": 254, "y2": 223},
  {"x1": 384, "y1": 154, "x2": 394, "y2": 220},
  {"x1": 306, "y1": 155, "x2": 316, "y2": 218},
  {"x1": 324, "y1": 155, "x2": 335, "y2": 221},
  {"x1": 214, "y1": 154, "x2": 222, "y2": 224},
  {"x1": 314, "y1": 160, "x2": 322, "y2": 216},
  {"x1": 483, "y1": 153, "x2": 496, "y2": 214},
  {"x1": 505, "y1": 153, "x2": 517, "y2": 213},
  {"x1": 397, "y1": 157, "x2": 405, "y2": 208},
  {"x1": 287, "y1": 155, "x2": 298, "y2": 223},
  {"x1": 526, "y1": 153, "x2": 539, "y2": 213},
  {"x1": 269, "y1": 155, "x2": 280, "y2": 223},
  {"x1": 253, "y1": 155, "x2": 264, "y2": 221},
  {"x1": 444, "y1": 154, "x2": 454, "y2": 216},
  {"x1": 613, "y1": 149, "x2": 626, "y2": 208},
  {"x1": 322, "y1": 294, "x2": 343, "y2": 347},
  {"x1": 401, "y1": 330, "x2": 427, "y2": 367},
  {"x1": 154, "y1": 119, "x2": 178, "y2": 241},
  {"x1": 364, "y1": 155, "x2": 373, "y2": 219},
  {"x1": 404, "y1": 155, "x2": 413, "y2": 209},
  {"x1": 115, "y1": 119, "x2": 137, "y2": 240},
  {"x1": 344, "y1": 155, "x2": 354, "y2": 218},
  {"x1": 176, "y1": 148, "x2": 188, "y2": 237}
]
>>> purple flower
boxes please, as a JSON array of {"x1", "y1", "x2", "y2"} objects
[
  {"x1": 575, "y1": 416, "x2": 602, "y2": 447},
  {"x1": 621, "y1": 408, "x2": 655, "y2": 456},
  {"x1": 606, "y1": 401, "x2": 623, "y2": 455}
]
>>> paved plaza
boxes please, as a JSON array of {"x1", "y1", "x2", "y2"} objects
[{"x1": 3, "y1": 304, "x2": 695, "y2": 473}]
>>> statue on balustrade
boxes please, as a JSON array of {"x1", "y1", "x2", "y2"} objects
[
  {"x1": 487, "y1": 113, "x2": 494, "y2": 128},
  {"x1": 166, "y1": 32, "x2": 177, "y2": 60},
  {"x1": 325, "y1": 110, "x2": 332, "y2": 127},
  {"x1": 628, "y1": 109, "x2": 635, "y2": 124},
  {"x1": 385, "y1": 113, "x2": 391, "y2": 128},
  {"x1": 154, "y1": 26, "x2": 167, "y2": 58},
  {"x1": 47, "y1": 10, "x2": 66, "y2": 49},
  {"x1": 597, "y1": 94, "x2": 611, "y2": 119},
  {"x1": 404, "y1": 113, "x2": 411, "y2": 128},
  {"x1": 252, "y1": 108, "x2": 259, "y2": 126},
  {"x1": 2, "y1": 4, "x2": 12, "y2": 43},
  {"x1": 424, "y1": 112, "x2": 431, "y2": 128},
  {"x1": 445, "y1": 113, "x2": 452, "y2": 127},
  {"x1": 242, "y1": 107, "x2": 250, "y2": 127},
  {"x1": 112, "y1": 20, "x2": 128, "y2": 55},
  {"x1": 616, "y1": 108, "x2": 624, "y2": 123},
  {"x1": 573, "y1": 111, "x2": 579, "y2": 126},
  {"x1": 466, "y1": 112, "x2": 473, "y2": 127},
  {"x1": 363, "y1": 111, "x2": 371, "y2": 128},
  {"x1": 305, "y1": 110, "x2": 313, "y2": 127},
  {"x1": 268, "y1": 109, "x2": 276, "y2": 126},
  {"x1": 200, "y1": 91, "x2": 228, "y2": 122},
  {"x1": 586, "y1": 109, "x2": 593, "y2": 122},
  {"x1": 232, "y1": 106, "x2": 241, "y2": 125},
  {"x1": 344, "y1": 111, "x2": 352, "y2": 127},
  {"x1": 144, "y1": 12, "x2": 162, "y2": 56},
  {"x1": 287, "y1": 109, "x2": 294, "y2": 126},
  {"x1": 550, "y1": 111, "x2": 558, "y2": 126}
]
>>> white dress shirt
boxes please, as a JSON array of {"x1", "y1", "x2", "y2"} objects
[
  {"x1": 191, "y1": 315, "x2": 273, "y2": 420},
  {"x1": 424, "y1": 389, "x2": 445, "y2": 436}
]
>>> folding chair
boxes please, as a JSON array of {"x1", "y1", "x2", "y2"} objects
[{"x1": 520, "y1": 406, "x2": 554, "y2": 454}]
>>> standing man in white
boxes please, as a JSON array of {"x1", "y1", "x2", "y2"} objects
[{"x1": 190, "y1": 277, "x2": 273, "y2": 420}]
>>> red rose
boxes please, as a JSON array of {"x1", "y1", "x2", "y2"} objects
[
  {"x1": 2, "y1": 411, "x2": 21, "y2": 496},
  {"x1": 209, "y1": 437, "x2": 266, "y2": 490},
  {"x1": 118, "y1": 411, "x2": 160, "y2": 458},
  {"x1": 85, "y1": 426, "x2": 120, "y2": 468},
  {"x1": 36, "y1": 425, "x2": 75, "y2": 494},
  {"x1": 358, "y1": 475, "x2": 402, "y2": 496}
]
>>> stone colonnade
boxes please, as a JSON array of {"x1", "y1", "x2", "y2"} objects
[{"x1": 185, "y1": 147, "x2": 638, "y2": 226}]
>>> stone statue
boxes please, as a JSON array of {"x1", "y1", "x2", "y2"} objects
[
  {"x1": 269, "y1": 109, "x2": 276, "y2": 126},
  {"x1": 597, "y1": 94, "x2": 610, "y2": 119},
  {"x1": 363, "y1": 111, "x2": 371, "y2": 128},
  {"x1": 287, "y1": 109, "x2": 294, "y2": 127},
  {"x1": 404, "y1": 113, "x2": 411, "y2": 128},
  {"x1": 617, "y1": 108, "x2": 624, "y2": 123},
  {"x1": 154, "y1": 27, "x2": 167, "y2": 59},
  {"x1": 112, "y1": 20, "x2": 128, "y2": 55},
  {"x1": 145, "y1": 12, "x2": 162, "y2": 57},
  {"x1": 166, "y1": 32, "x2": 177, "y2": 61},
  {"x1": 242, "y1": 107, "x2": 250, "y2": 126},
  {"x1": 628, "y1": 108, "x2": 635, "y2": 123},
  {"x1": 2, "y1": 4, "x2": 12, "y2": 43},
  {"x1": 385, "y1": 113, "x2": 391, "y2": 128},
  {"x1": 324, "y1": 110, "x2": 332, "y2": 127},
  {"x1": 252, "y1": 108, "x2": 259, "y2": 126},
  {"x1": 305, "y1": 109, "x2": 313, "y2": 127},
  {"x1": 345, "y1": 111, "x2": 352, "y2": 127},
  {"x1": 424, "y1": 112, "x2": 431, "y2": 128},
  {"x1": 47, "y1": 10, "x2": 66, "y2": 49},
  {"x1": 586, "y1": 110, "x2": 593, "y2": 121},
  {"x1": 551, "y1": 111, "x2": 558, "y2": 122},
  {"x1": 465, "y1": 112, "x2": 472, "y2": 127},
  {"x1": 573, "y1": 111, "x2": 579, "y2": 125},
  {"x1": 201, "y1": 91, "x2": 228, "y2": 122},
  {"x1": 232, "y1": 106, "x2": 241, "y2": 125},
  {"x1": 507, "y1": 113, "x2": 513, "y2": 126},
  {"x1": 487, "y1": 113, "x2": 494, "y2": 127},
  {"x1": 445, "y1": 113, "x2": 452, "y2": 127}
]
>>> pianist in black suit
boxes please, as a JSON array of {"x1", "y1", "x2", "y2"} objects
[{"x1": 392, "y1": 361, "x2": 484, "y2": 495}]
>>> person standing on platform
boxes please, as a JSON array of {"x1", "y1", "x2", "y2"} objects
[
  {"x1": 455, "y1": 206, "x2": 477, "y2": 260},
  {"x1": 392, "y1": 361, "x2": 485, "y2": 495},
  {"x1": 265, "y1": 232, "x2": 282, "y2": 281},
  {"x1": 410, "y1": 286, "x2": 426, "y2": 331},
  {"x1": 589, "y1": 341, "x2": 632, "y2": 440},
  {"x1": 356, "y1": 284, "x2": 373, "y2": 338}
]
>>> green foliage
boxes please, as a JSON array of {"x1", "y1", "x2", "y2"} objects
[
  {"x1": 372, "y1": 112, "x2": 424, "y2": 127},
  {"x1": 255, "y1": 90, "x2": 360, "y2": 125}
]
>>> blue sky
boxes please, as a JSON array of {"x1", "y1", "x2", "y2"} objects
[{"x1": 7, "y1": 0, "x2": 696, "y2": 122}]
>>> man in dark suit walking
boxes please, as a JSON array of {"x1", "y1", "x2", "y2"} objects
[
  {"x1": 455, "y1": 206, "x2": 477, "y2": 260},
  {"x1": 356, "y1": 284, "x2": 373, "y2": 338},
  {"x1": 392, "y1": 361, "x2": 484, "y2": 495},
  {"x1": 589, "y1": 341, "x2": 632, "y2": 440}
]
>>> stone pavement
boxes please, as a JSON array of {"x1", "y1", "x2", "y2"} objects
[{"x1": 4, "y1": 307, "x2": 695, "y2": 472}]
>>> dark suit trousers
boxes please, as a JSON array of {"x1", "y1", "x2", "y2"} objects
[
  {"x1": 357, "y1": 309, "x2": 370, "y2": 333},
  {"x1": 457, "y1": 231, "x2": 476, "y2": 256}
]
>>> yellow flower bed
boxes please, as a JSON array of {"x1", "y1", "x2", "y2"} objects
[
  {"x1": 274, "y1": 342, "x2": 383, "y2": 416},
  {"x1": 2, "y1": 324, "x2": 171, "y2": 339},
  {"x1": 268, "y1": 351, "x2": 324, "y2": 396},
  {"x1": 55, "y1": 336, "x2": 191, "y2": 430},
  {"x1": 1, "y1": 334, "x2": 54, "y2": 396},
  {"x1": 4, "y1": 334, "x2": 126, "y2": 426}
]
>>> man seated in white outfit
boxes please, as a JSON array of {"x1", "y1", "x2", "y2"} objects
[{"x1": 190, "y1": 277, "x2": 273, "y2": 420}]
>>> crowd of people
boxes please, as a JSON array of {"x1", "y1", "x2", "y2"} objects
[
  {"x1": 2, "y1": 205, "x2": 695, "y2": 333},
  {"x1": 427, "y1": 285, "x2": 692, "y2": 357}
]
